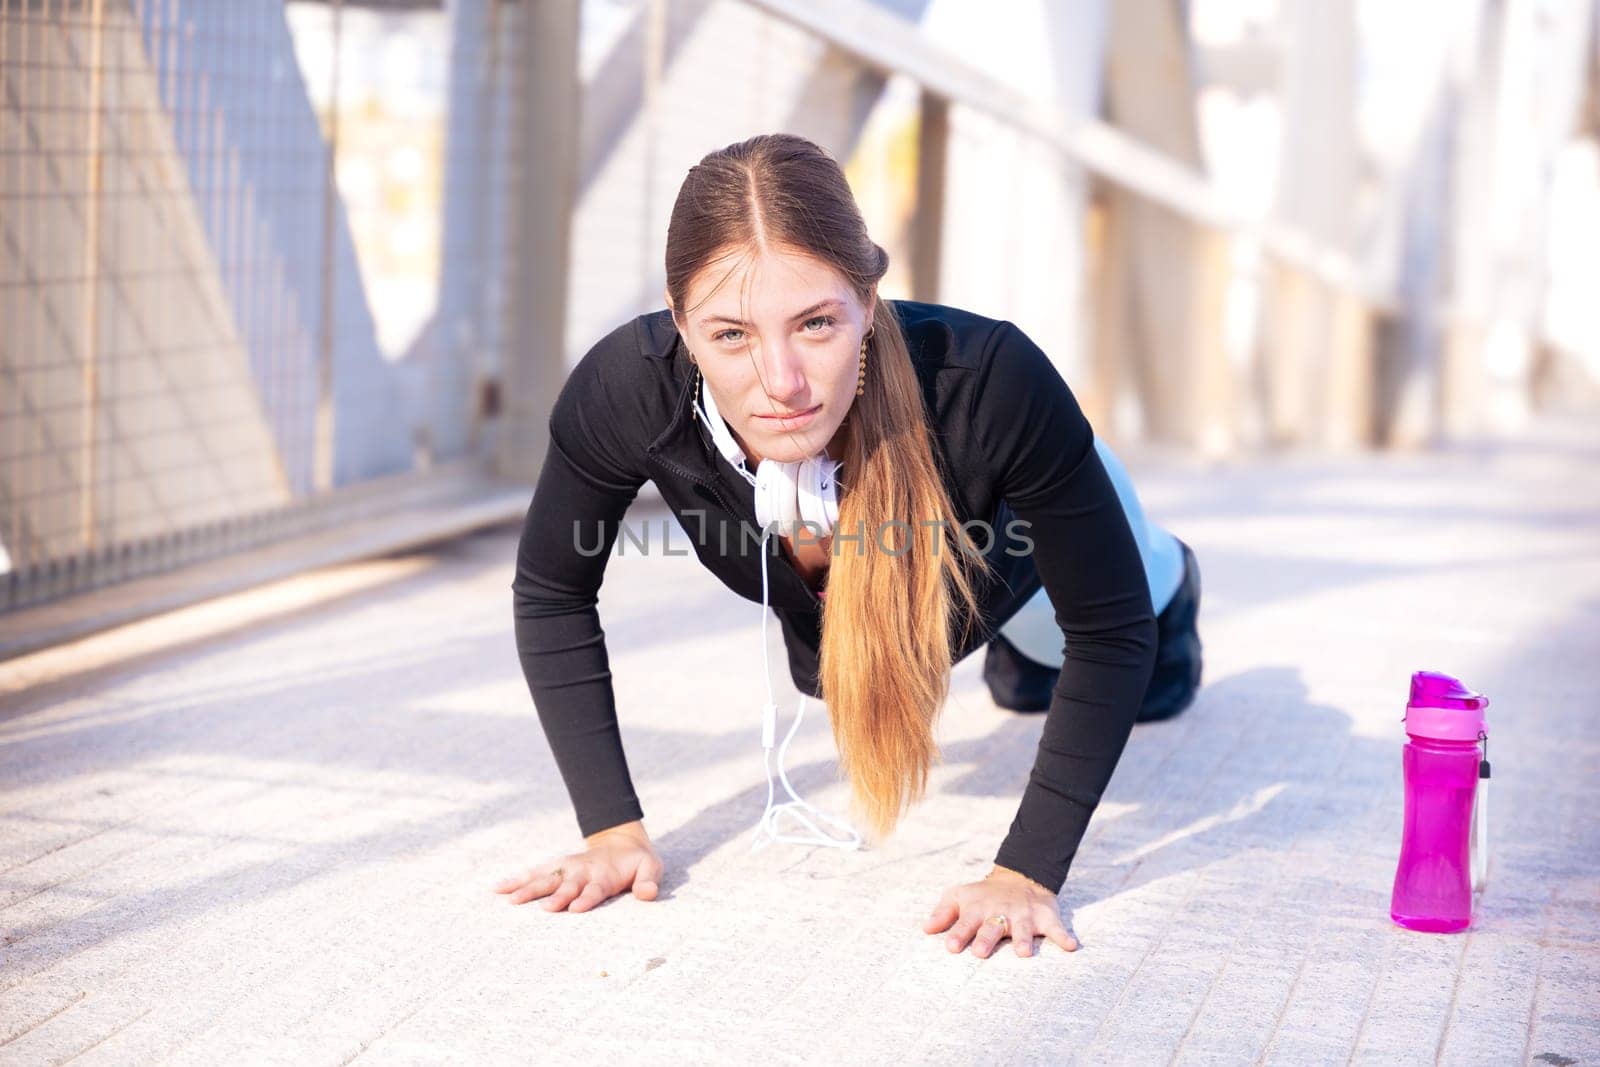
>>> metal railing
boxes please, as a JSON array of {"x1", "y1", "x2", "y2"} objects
[{"x1": 1, "y1": 0, "x2": 521, "y2": 612}]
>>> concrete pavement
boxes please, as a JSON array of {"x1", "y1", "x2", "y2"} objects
[{"x1": 1, "y1": 410, "x2": 1597, "y2": 1065}]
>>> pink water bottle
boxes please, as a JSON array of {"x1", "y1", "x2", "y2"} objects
[{"x1": 1390, "y1": 670, "x2": 1491, "y2": 932}]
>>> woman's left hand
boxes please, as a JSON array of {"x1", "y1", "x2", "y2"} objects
[{"x1": 922, "y1": 865, "x2": 1081, "y2": 958}]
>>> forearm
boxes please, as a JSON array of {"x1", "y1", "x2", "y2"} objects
[
  {"x1": 512, "y1": 426, "x2": 648, "y2": 840},
  {"x1": 992, "y1": 615, "x2": 1157, "y2": 895},
  {"x1": 513, "y1": 591, "x2": 646, "y2": 838},
  {"x1": 968, "y1": 320, "x2": 1162, "y2": 896}
]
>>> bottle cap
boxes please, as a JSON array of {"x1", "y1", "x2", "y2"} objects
[
  {"x1": 1410, "y1": 669, "x2": 1489, "y2": 710},
  {"x1": 1404, "y1": 669, "x2": 1489, "y2": 741}
]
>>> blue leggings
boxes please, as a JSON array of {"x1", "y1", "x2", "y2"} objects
[{"x1": 996, "y1": 437, "x2": 1184, "y2": 669}]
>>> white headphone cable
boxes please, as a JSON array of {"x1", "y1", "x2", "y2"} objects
[
  {"x1": 696, "y1": 370, "x2": 861, "y2": 852},
  {"x1": 748, "y1": 521, "x2": 862, "y2": 853}
]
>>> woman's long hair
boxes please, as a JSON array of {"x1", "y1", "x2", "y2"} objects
[{"x1": 664, "y1": 132, "x2": 994, "y2": 843}]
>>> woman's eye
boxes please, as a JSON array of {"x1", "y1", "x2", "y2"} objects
[{"x1": 714, "y1": 316, "x2": 834, "y2": 344}]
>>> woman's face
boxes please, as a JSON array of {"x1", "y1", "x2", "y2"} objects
[{"x1": 669, "y1": 245, "x2": 874, "y2": 468}]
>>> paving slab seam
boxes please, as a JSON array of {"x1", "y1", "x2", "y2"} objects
[
  {"x1": 1427, "y1": 927, "x2": 1477, "y2": 1064},
  {"x1": 0, "y1": 735, "x2": 524, "y2": 1040},
  {"x1": 0, "y1": 780, "x2": 391, "y2": 1052},
  {"x1": 0, "y1": 765, "x2": 340, "y2": 912},
  {"x1": 152, "y1": 881, "x2": 486, "y2": 1066},
  {"x1": 1224, "y1": 782, "x2": 1355, "y2": 1063},
  {"x1": 1342, "y1": 921, "x2": 1405, "y2": 1058},
  {"x1": 1074, "y1": 864, "x2": 1214, "y2": 1059},
  {"x1": 2, "y1": 642, "x2": 524, "y2": 970},
  {"x1": 1168, "y1": 876, "x2": 1274, "y2": 1059}
]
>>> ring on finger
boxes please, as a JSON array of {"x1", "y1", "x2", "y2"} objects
[{"x1": 985, "y1": 914, "x2": 1009, "y2": 928}]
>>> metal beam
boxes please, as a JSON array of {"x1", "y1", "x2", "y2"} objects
[
  {"x1": 500, "y1": 0, "x2": 581, "y2": 483},
  {"x1": 739, "y1": 0, "x2": 1390, "y2": 307}
]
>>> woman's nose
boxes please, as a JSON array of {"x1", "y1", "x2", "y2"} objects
[{"x1": 762, "y1": 344, "x2": 808, "y2": 401}]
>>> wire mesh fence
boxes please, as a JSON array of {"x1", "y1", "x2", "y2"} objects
[{"x1": 0, "y1": 0, "x2": 521, "y2": 612}]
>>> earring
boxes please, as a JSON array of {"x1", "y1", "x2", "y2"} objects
[
  {"x1": 856, "y1": 330, "x2": 871, "y2": 396},
  {"x1": 691, "y1": 355, "x2": 701, "y2": 420}
]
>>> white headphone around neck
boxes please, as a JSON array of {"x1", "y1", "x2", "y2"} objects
[
  {"x1": 689, "y1": 361, "x2": 863, "y2": 855},
  {"x1": 695, "y1": 370, "x2": 842, "y2": 539}
]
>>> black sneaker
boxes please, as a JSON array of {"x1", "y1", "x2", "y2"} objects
[
  {"x1": 982, "y1": 539, "x2": 1204, "y2": 721},
  {"x1": 982, "y1": 630, "x2": 1056, "y2": 713},
  {"x1": 1136, "y1": 538, "x2": 1203, "y2": 723}
]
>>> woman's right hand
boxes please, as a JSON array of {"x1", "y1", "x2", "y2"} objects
[{"x1": 492, "y1": 820, "x2": 665, "y2": 912}]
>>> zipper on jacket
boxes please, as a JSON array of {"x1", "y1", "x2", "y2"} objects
[
  {"x1": 649, "y1": 452, "x2": 734, "y2": 511},
  {"x1": 647, "y1": 450, "x2": 822, "y2": 607}
]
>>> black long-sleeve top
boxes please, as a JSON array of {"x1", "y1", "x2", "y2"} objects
[{"x1": 511, "y1": 299, "x2": 1157, "y2": 894}]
